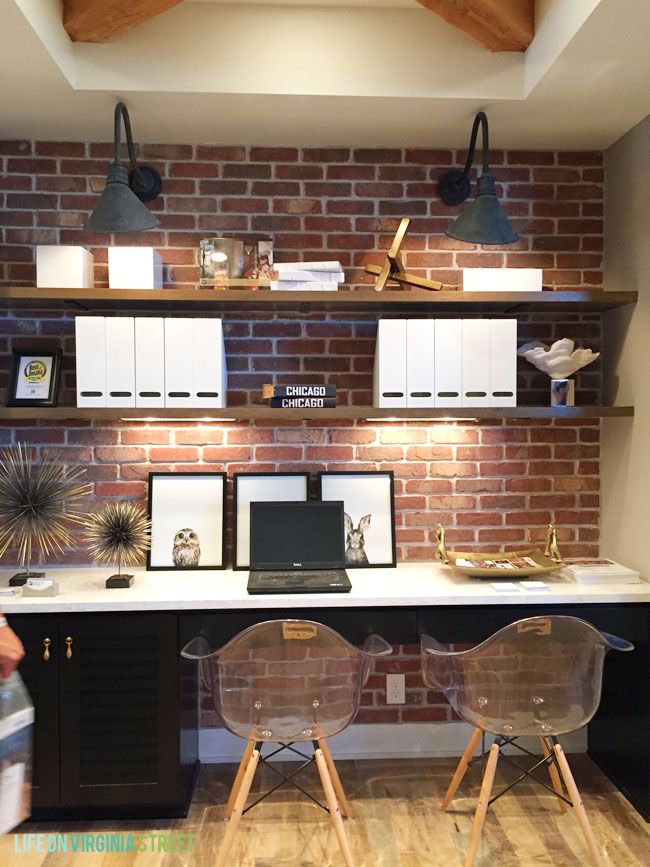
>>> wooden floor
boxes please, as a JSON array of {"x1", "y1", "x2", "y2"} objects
[{"x1": 2, "y1": 755, "x2": 648, "y2": 866}]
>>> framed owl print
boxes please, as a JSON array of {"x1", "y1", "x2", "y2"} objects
[{"x1": 146, "y1": 472, "x2": 226, "y2": 570}]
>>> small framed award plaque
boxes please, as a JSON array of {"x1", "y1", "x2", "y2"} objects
[{"x1": 6, "y1": 348, "x2": 62, "y2": 407}]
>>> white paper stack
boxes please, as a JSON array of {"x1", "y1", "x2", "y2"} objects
[
  {"x1": 271, "y1": 261, "x2": 344, "y2": 291},
  {"x1": 562, "y1": 559, "x2": 641, "y2": 585}
]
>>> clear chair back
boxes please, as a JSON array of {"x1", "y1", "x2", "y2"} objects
[
  {"x1": 183, "y1": 619, "x2": 378, "y2": 742},
  {"x1": 421, "y1": 616, "x2": 633, "y2": 737}
]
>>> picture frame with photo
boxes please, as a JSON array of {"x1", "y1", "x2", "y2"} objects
[
  {"x1": 6, "y1": 348, "x2": 62, "y2": 407},
  {"x1": 318, "y1": 471, "x2": 396, "y2": 568},
  {"x1": 147, "y1": 472, "x2": 226, "y2": 571},
  {"x1": 233, "y1": 472, "x2": 309, "y2": 569}
]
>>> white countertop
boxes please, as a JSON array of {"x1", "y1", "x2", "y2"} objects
[{"x1": 1, "y1": 563, "x2": 648, "y2": 613}]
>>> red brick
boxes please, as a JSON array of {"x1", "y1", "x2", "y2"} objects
[
  {"x1": 121, "y1": 429, "x2": 171, "y2": 445},
  {"x1": 169, "y1": 162, "x2": 219, "y2": 178},
  {"x1": 276, "y1": 164, "x2": 323, "y2": 180},
  {"x1": 95, "y1": 447, "x2": 147, "y2": 463},
  {"x1": 250, "y1": 147, "x2": 298, "y2": 161},
  {"x1": 223, "y1": 163, "x2": 271, "y2": 179},
  {"x1": 254, "y1": 446, "x2": 302, "y2": 461},
  {"x1": 404, "y1": 149, "x2": 453, "y2": 164},
  {"x1": 0, "y1": 140, "x2": 31, "y2": 155},
  {"x1": 95, "y1": 481, "x2": 146, "y2": 498},
  {"x1": 195, "y1": 146, "x2": 246, "y2": 161},
  {"x1": 353, "y1": 149, "x2": 402, "y2": 163}
]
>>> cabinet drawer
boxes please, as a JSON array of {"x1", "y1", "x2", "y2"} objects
[
  {"x1": 418, "y1": 604, "x2": 649, "y2": 644},
  {"x1": 180, "y1": 607, "x2": 418, "y2": 649}
]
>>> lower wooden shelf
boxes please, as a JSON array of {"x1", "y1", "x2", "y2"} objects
[{"x1": 0, "y1": 406, "x2": 635, "y2": 422}]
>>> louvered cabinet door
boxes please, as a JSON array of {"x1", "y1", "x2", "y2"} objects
[
  {"x1": 58, "y1": 613, "x2": 179, "y2": 808},
  {"x1": 10, "y1": 614, "x2": 61, "y2": 809}
]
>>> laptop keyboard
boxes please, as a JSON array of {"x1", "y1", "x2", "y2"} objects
[
  {"x1": 262, "y1": 570, "x2": 344, "y2": 583},
  {"x1": 248, "y1": 569, "x2": 352, "y2": 594}
]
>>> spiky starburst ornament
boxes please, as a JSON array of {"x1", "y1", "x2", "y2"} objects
[
  {"x1": 0, "y1": 443, "x2": 91, "y2": 582},
  {"x1": 84, "y1": 502, "x2": 151, "y2": 585}
]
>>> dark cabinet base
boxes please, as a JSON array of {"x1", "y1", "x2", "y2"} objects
[{"x1": 9, "y1": 602, "x2": 649, "y2": 823}]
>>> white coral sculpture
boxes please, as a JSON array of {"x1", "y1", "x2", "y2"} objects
[{"x1": 517, "y1": 338, "x2": 599, "y2": 379}]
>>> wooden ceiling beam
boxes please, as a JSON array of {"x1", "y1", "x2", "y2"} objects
[
  {"x1": 415, "y1": 0, "x2": 535, "y2": 52},
  {"x1": 63, "y1": 0, "x2": 184, "y2": 43}
]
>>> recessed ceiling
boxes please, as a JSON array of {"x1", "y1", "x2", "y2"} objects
[{"x1": 2, "y1": 0, "x2": 650, "y2": 148}]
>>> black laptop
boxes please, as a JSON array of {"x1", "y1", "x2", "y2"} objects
[{"x1": 247, "y1": 500, "x2": 352, "y2": 594}]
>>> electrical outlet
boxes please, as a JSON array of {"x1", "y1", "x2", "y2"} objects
[{"x1": 386, "y1": 673, "x2": 406, "y2": 705}]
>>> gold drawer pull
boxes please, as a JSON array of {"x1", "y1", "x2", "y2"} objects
[
  {"x1": 43, "y1": 638, "x2": 51, "y2": 661},
  {"x1": 65, "y1": 636, "x2": 73, "y2": 660}
]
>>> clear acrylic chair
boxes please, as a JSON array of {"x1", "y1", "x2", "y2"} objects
[
  {"x1": 421, "y1": 615, "x2": 634, "y2": 867},
  {"x1": 182, "y1": 619, "x2": 391, "y2": 867}
]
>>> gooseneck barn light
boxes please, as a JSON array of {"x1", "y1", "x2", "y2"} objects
[
  {"x1": 84, "y1": 102, "x2": 162, "y2": 233},
  {"x1": 438, "y1": 111, "x2": 518, "y2": 246}
]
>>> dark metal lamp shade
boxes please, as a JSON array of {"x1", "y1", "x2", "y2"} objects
[
  {"x1": 438, "y1": 111, "x2": 518, "y2": 247},
  {"x1": 83, "y1": 102, "x2": 162, "y2": 234},
  {"x1": 445, "y1": 174, "x2": 518, "y2": 245},
  {"x1": 84, "y1": 164, "x2": 159, "y2": 233}
]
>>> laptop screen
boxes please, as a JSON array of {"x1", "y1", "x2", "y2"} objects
[{"x1": 249, "y1": 500, "x2": 345, "y2": 570}]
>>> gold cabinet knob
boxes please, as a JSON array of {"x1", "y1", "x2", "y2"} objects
[
  {"x1": 43, "y1": 638, "x2": 51, "y2": 661},
  {"x1": 65, "y1": 636, "x2": 73, "y2": 660}
]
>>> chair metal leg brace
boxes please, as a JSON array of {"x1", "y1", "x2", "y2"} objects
[
  {"x1": 466, "y1": 733, "x2": 573, "y2": 807},
  {"x1": 242, "y1": 742, "x2": 328, "y2": 814}
]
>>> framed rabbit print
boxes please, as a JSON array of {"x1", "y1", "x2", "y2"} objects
[
  {"x1": 318, "y1": 471, "x2": 396, "y2": 568},
  {"x1": 147, "y1": 472, "x2": 226, "y2": 570}
]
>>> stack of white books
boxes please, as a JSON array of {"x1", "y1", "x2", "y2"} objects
[
  {"x1": 562, "y1": 558, "x2": 641, "y2": 585},
  {"x1": 271, "y1": 261, "x2": 344, "y2": 291}
]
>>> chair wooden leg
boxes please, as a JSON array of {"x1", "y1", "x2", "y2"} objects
[
  {"x1": 553, "y1": 743, "x2": 604, "y2": 867},
  {"x1": 225, "y1": 738, "x2": 256, "y2": 820},
  {"x1": 540, "y1": 737, "x2": 567, "y2": 814},
  {"x1": 442, "y1": 726, "x2": 483, "y2": 811},
  {"x1": 215, "y1": 745, "x2": 260, "y2": 867},
  {"x1": 318, "y1": 737, "x2": 352, "y2": 818},
  {"x1": 464, "y1": 742, "x2": 499, "y2": 867},
  {"x1": 315, "y1": 747, "x2": 354, "y2": 867}
]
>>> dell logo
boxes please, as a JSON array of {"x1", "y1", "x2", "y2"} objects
[{"x1": 293, "y1": 562, "x2": 303, "y2": 567}]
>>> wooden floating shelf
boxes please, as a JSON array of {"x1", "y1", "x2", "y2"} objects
[
  {"x1": 0, "y1": 287, "x2": 638, "y2": 313},
  {"x1": 0, "y1": 406, "x2": 634, "y2": 422}
]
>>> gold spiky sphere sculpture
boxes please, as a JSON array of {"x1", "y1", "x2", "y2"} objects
[
  {"x1": 0, "y1": 443, "x2": 91, "y2": 572},
  {"x1": 84, "y1": 502, "x2": 151, "y2": 572}
]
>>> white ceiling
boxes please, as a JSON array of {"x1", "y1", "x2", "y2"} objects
[{"x1": 1, "y1": 0, "x2": 649, "y2": 148}]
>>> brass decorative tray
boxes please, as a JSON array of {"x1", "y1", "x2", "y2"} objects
[{"x1": 434, "y1": 524, "x2": 565, "y2": 578}]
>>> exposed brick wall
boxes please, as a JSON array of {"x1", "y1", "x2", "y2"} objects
[
  {"x1": 0, "y1": 141, "x2": 603, "y2": 289},
  {"x1": 0, "y1": 140, "x2": 603, "y2": 724}
]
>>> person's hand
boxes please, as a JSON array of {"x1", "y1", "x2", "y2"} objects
[{"x1": 0, "y1": 625, "x2": 25, "y2": 679}]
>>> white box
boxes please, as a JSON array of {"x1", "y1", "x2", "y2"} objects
[
  {"x1": 108, "y1": 247, "x2": 163, "y2": 290},
  {"x1": 135, "y1": 318, "x2": 165, "y2": 408},
  {"x1": 373, "y1": 319, "x2": 407, "y2": 408},
  {"x1": 192, "y1": 318, "x2": 228, "y2": 408},
  {"x1": 463, "y1": 268, "x2": 543, "y2": 292},
  {"x1": 37, "y1": 246, "x2": 94, "y2": 288},
  {"x1": 489, "y1": 319, "x2": 517, "y2": 407},
  {"x1": 462, "y1": 319, "x2": 490, "y2": 407},
  {"x1": 75, "y1": 316, "x2": 106, "y2": 407},
  {"x1": 406, "y1": 320, "x2": 435, "y2": 408},
  {"x1": 105, "y1": 317, "x2": 135, "y2": 408},
  {"x1": 164, "y1": 319, "x2": 194, "y2": 408},
  {"x1": 434, "y1": 319, "x2": 462, "y2": 408}
]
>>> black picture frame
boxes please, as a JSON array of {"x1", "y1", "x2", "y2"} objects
[
  {"x1": 232, "y1": 472, "x2": 310, "y2": 570},
  {"x1": 146, "y1": 472, "x2": 227, "y2": 571},
  {"x1": 6, "y1": 348, "x2": 62, "y2": 407},
  {"x1": 317, "y1": 470, "x2": 397, "y2": 568}
]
